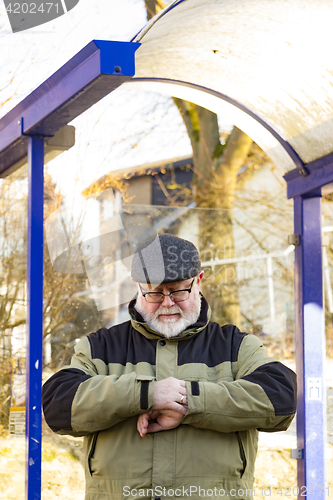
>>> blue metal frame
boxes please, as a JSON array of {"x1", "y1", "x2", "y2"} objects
[
  {"x1": 286, "y1": 143, "x2": 332, "y2": 499},
  {"x1": 294, "y1": 195, "x2": 327, "y2": 497},
  {"x1": 285, "y1": 153, "x2": 333, "y2": 199},
  {"x1": 26, "y1": 137, "x2": 44, "y2": 500}
]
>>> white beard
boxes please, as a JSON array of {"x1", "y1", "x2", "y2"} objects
[{"x1": 134, "y1": 289, "x2": 202, "y2": 338}]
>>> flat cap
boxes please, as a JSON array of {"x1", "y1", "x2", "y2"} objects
[{"x1": 131, "y1": 233, "x2": 201, "y2": 284}]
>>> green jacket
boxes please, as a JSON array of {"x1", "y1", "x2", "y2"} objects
[{"x1": 42, "y1": 296, "x2": 297, "y2": 500}]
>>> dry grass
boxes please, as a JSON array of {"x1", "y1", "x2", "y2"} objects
[
  {"x1": 1, "y1": 429, "x2": 332, "y2": 500},
  {"x1": 254, "y1": 447, "x2": 333, "y2": 499}
]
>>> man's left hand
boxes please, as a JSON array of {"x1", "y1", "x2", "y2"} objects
[{"x1": 137, "y1": 408, "x2": 187, "y2": 437}]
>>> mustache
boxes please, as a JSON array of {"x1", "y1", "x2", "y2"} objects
[{"x1": 156, "y1": 306, "x2": 183, "y2": 317}]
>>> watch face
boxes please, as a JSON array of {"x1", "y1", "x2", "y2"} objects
[{"x1": 4, "y1": 0, "x2": 81, "y2": 34}]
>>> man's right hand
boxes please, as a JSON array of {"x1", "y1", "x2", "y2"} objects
[
  {"x1": 137, "y1": 408, "x2": 187, "y2": 437},
  {"x1": 153, "y1": 376, "x2": 187, "y2": 413}
]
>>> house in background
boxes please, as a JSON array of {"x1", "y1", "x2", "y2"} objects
[
  {"x1": 86, "y1": 155, "x2": 194, "y2": 207},
  {"x1": 82, "y1": 155, "x2": 298, "y2": 339}
]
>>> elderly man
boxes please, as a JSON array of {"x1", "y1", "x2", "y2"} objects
[{"x1": 42, "y1": 233, "x2": 297, "y2": 500}]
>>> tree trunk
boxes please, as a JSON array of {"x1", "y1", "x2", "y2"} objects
[
  {"x1": 173, "y1": 100, "x2": 253, "y2": 325},
  {"x1": 145, "y1": 0, "x2": 164, "y2": 20}
]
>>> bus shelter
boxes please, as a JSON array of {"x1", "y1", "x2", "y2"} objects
[{"x1": 0, "y1": 0, "x2": 333, "y2": 498}]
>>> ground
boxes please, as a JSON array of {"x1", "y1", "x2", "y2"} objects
[
  {"x1": 1, "y1": 428, "x2": 332, "y2": 500},
  {"x1": 0, "y1": 359, "x2": 333, "y2": 500}
]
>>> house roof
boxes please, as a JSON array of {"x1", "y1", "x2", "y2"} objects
[
  {"x1": 108, "y1": 155, "x2": 193, "y2": 179},
  {"x1": 83, "y1": 155, "x2": 193, "y2": 196}
]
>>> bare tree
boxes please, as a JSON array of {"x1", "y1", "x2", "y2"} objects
[
  {"x1": 0, "y1": 168, "x2": 27, "y2": 430},
  {"x1": 43, "y1": 172, "x2": 105, "y2": 368},
  {"x1": 0, "y1": 167, "x2": 105, "y2": 431}
]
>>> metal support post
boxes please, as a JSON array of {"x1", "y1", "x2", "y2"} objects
[
  {"x1": 26, "y1": 136, "x2": 44, "y2": 500},
  {"x1": 294, "y1": 195, "x2": 327, "y2": 498}
]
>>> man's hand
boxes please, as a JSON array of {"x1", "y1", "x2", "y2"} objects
[
  {"x1": 137, "y1": 408, "x2": 187, "y2": 437},
  {"x1": 153, "y1": 377, "x2": 187, "y2": 412},
  {"x1": 137, "y1": 377, "x2": 188, "y2": 436}
]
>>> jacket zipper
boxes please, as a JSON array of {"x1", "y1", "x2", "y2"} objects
[{"x1": 87, "y1": 431, "x2": 99, "y2": 476}]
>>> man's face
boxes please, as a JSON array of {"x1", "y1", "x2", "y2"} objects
[{"x1": 134, "y1": 271, "x2": 204, "y2": 338}]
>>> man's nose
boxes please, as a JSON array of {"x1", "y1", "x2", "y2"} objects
[{"x1": 161, "y1": 294, "x2": 175, "y2": 307}]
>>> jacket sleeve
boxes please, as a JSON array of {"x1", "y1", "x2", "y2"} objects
[
  {"x1": 42, "y1": 336, "x2": 155, "y2": 436},
  {"x1": 182, "y1": 332, "x2": 297, "y2": 433}
]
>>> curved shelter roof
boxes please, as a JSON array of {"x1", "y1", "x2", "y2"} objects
[{"x1": 124, "y1": 0, "x2": 333, "y2": 175}]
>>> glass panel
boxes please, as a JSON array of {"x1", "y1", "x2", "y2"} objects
[
  {"x1": 0, "y1": 166, "x2": 27, "y2": 500},
  {"x1": 1, "y1": 168, "x2": 331, "y2": 497},
  {"x1": 43, "y1": 189, "x2": 295, "y2": 494},
  {"x1": 40, "y1": 174, "x2": 333, "y2": 497},
  {"x1": 41, "y1": 197, "x2": 298, "y2": 498}
]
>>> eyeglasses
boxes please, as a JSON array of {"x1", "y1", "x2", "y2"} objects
[{"x1": 139, "y1": 279, "x2": 196, "y2": 303}]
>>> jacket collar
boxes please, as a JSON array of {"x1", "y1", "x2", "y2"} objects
[{"x1": 129, "y1": 293, "x2": 211, "y2": 341}]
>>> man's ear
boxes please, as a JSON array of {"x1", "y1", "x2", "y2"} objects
[{"x1": 197, "y1": 270, "x2": 204, "y2": 285}]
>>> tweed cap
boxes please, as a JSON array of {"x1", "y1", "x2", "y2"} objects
[{"x1": 131, "y1": 233, "x2": 201, "y2": 284}]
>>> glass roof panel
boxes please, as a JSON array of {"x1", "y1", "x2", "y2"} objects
[{"x1": 131, "y1": 0, "x2": 333, "y2": 171}]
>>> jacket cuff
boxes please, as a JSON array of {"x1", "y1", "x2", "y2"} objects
[
  {"x1": 136, "y1": 375, "x2": 155, "y2": 412},
  {"x1": 182, "y1": 380, "x2": 205, "y2": 426}
]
